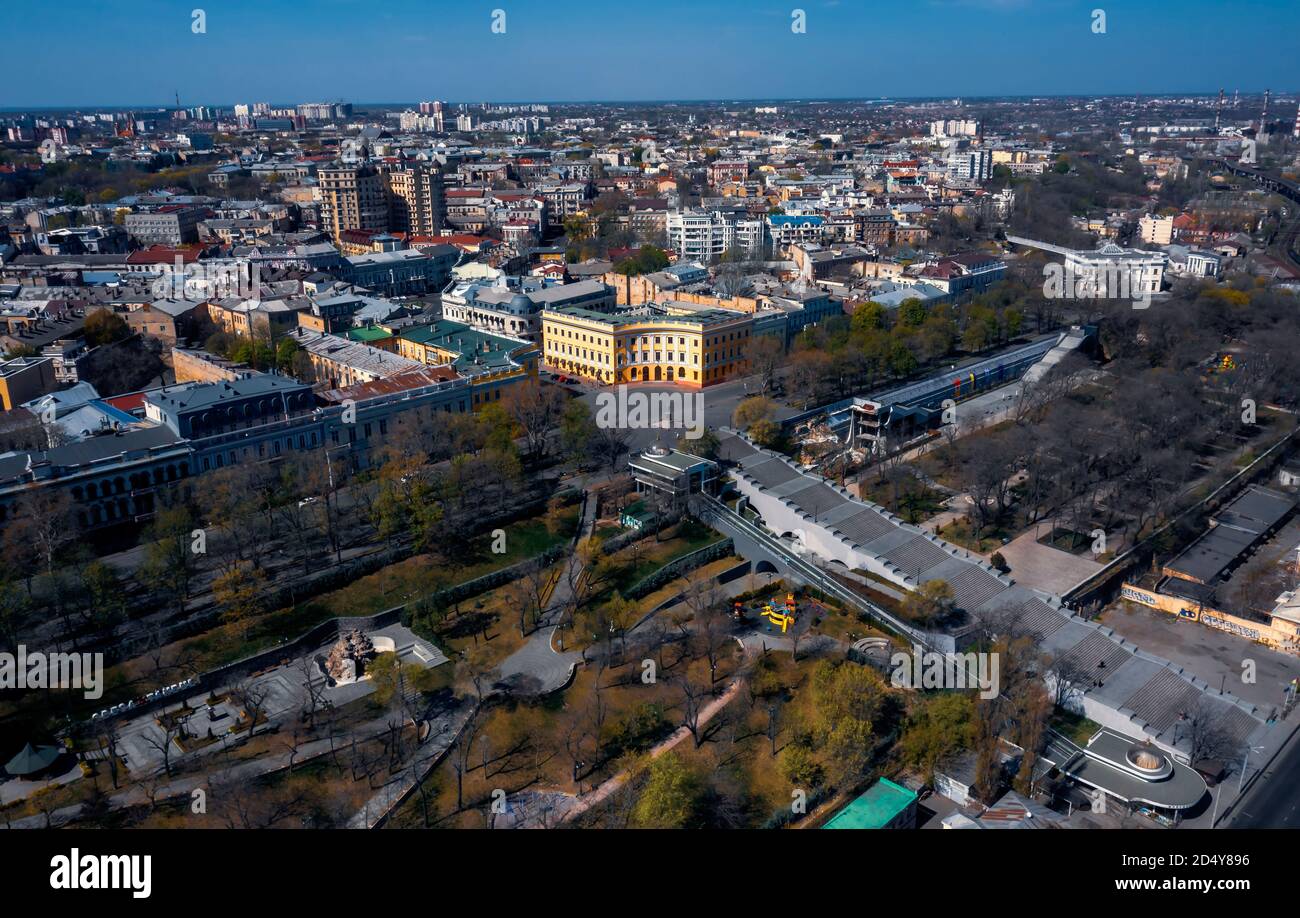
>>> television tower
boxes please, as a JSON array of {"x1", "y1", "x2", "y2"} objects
[
  {"x1": 1293, "y1": 103, "x2": 1300, "y2": 139},
  {"x1": 1232, "y1": 88, "x2": 1239, "y2": 108},
  {"x1": 1214, "y1": 88, "x2": 1224, "y2": 132}
]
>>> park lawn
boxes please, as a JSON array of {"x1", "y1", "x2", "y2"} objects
[
  {"x1": 427, "y1": 563, "x2": 565, "y2": 672},
  {"x1": 300, "y1": 504, "x2": 581, "y2": 621},
  {"x1": 630, "y1": 555, "x2": 741, "y2": 615},
  {"x1": 933, "y1": 515, "x2": 1007, "y2": 555},
  {"x1": 25, "y1": 509, "x2": 580, "y2": 728},
  {"x1": 857, "y1": 473, "x2": 948, "y2": 524},
  {"x1": 804, "y1": 595, "x2": 887, "y2": 644},
  {"x1": 607, "y1": 520, "x2": 727, "y2": 594},
  {"x1": 1050, "y1": 708, "x2": 1103, "y2": 746}
]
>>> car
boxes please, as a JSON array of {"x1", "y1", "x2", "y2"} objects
[{"x1": 298, "y1": 496, "x2": 319, "y2": 508}]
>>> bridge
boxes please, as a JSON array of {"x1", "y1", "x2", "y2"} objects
[
  {"x1": 1211, "y1": 157, "x2": 1300, "y2": 202},
  {"x1": 1210, "y1": 158, "x2": 1300, "y2": 203},
  {"x1": 1206, "y1": 158, "x2": 1300, "y2": 274}
]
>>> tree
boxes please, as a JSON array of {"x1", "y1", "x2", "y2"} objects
[
  {"x1": 675, "y1": 428, "x2": 719, "y2": 460},
  {"x1": 748, "y1": 418, "x2": 780, "y2": 448},
  {"x1": 745, "y1": 334, "x2": 785, "y2": 395},
  {"x1": 631, "y1": 752, "x2": 700, "y2": 828},
  {"x1": 140, "y1": 506, "x2": 198, "y2": 615},
  {"x1": 212, "y1": 562, "x2": 268, "y2": 638},
  {"x1": 897, "y1": 692, "x2": 976, "y2": 783},
  {"x1": 901, "y1": 579, "x2": 955, "y2": 626},
  {"x1": 778, "y1": 743, "x2": 823, "y2": 788},
  {"x1": 79, "y1": 560, "x2": 125, "y2": 633},
  {"x1": 732, "y1": 395, "x2": 775, "y2": 430},
  {"x1": 503, "y1": 378, "x2": 565, "y2": 464},
  {"x1": 82, "y1": 309, "x2": 129, "y2": 347},
  {"x1": 275, "y1": 338, "x2": 300, "y2": 373},
  {"x1": 560, "y1": 399, "x2": 598, "y2": 464},
  {"x1": 850, "y1": 301, "x2": 886, "y2": 335}
]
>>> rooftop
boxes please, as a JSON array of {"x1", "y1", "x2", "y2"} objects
[{"x1": 823, "y1": 778, "x2": 917, "y2": 829}]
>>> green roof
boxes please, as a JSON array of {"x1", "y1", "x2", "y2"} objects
[
  {"x1": 545, "y1": 305, "x2": 742, "y2": 329},
  {"x1": 823, "y1": 778, "x2": 917, "y2": 829},
  {"x1": 398, "y1": 319, "x2": 536, "y2": 377},
  {"x1": 346, "y1": 326, "x2": 393, "y2": 343}
]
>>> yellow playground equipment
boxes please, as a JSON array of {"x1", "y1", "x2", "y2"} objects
[{"x1": 759, "y1": 593, "x2": 799, "y2": 633}]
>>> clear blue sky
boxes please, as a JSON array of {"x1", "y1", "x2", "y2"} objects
[{"x1": 9, "y1": 0, "x2": 1299, "y2": 107}]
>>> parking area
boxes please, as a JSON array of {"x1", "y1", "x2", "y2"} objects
[{"x1": 1100, "y1": 601, "x2": 1298, "y2": 712}]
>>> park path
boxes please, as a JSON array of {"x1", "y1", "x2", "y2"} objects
[
  {"x1": 497, "y1": 676, "x2": 745, "y2": 829},
  {"x1": 2, "y1": 705, "x2": 453, "y2": 829},
  {"x1": 345, "y1": 702, "x2": 478, "y2": 829},
  {"x1": 496, "y1": 489, "x2": 596, "y2": 693}
]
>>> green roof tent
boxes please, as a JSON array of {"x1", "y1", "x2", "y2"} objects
[
  {"x1": 4, "y1": 742, "x2": 62, "y2": 777},
  {"x1": 823, "y1": 778, "x2": 918, "y2": 829}
]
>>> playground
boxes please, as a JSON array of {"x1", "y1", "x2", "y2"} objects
[{"x1": 730, "y1": 591, "x2": 818, "y2": 639}]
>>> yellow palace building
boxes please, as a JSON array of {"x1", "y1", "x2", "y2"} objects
[{"x1": 540, "y1": 304, "x2": 752, "y2": 388}]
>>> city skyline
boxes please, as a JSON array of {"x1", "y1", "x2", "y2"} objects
[{"x1": 8, "y1": 0, "x2": 1299, "y2": 107}]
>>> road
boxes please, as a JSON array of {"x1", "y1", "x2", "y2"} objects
[
  {"x1": 567, "y1": 370, "x2": 799, "y2": 455},
  {"x1": 1223, "y1": 720, "x2": 1300, "y2": 828}
]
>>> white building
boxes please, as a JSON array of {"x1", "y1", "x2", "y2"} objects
[
  {"x1": 947, "y1": 149, "x2": 992, "y2": 182},
  {"x1": 1008, "y1": 236, "x2": 1167, "y2": 300},
  {"x1": 667, "y1": 209, "x2": 765, "y2": 262},
  {"x1": 1138, "y1": 214, "x2": 1174, "y2": 246}
]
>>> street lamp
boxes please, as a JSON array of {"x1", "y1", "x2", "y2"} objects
[{"x1": 1237, "y1": 744, "x2": 1266, "y2": 794}]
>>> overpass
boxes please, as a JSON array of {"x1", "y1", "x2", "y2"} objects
[{"x1": 1211, "y1": 158, "x2": 1300, "y2": 203}]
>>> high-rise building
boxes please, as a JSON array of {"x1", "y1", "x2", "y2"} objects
[
  {"x1": 384, "y1": 161, "x2": 446, "y2": 236},
  {"x1": 319, "y1": 164, "x2": 388, "y2": 243},
  {"x1": 947, "y1": 148, "x2": 993, "y2": 182}
]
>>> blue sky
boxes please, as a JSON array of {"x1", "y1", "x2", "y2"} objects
[{"x1": 8, "y1": 0, "x2": 1299, "y2": 107}]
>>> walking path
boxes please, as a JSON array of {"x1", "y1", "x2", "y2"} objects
[
  {"x1": 497, "y1": 490, "x2": 596, "y2": 694},
  {"x1": 498, "y1": 677, "x2": 745, "y2": 828}
]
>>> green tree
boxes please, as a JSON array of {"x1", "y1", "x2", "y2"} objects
[
  {"x1": 897, "y1": 298, "x2": 927, "y2": 328},
  {"x1": 632, "y1": 752, "x2": 701, "y2": 828},
  {"x1": 560, "y1": 399, "x2": 598, "y2": 463},
  {"x1": 275, "y1": 338, "x2": 300, "y2": 373},
  {"x1": 212, "y1": 562, "x2": 268, "y2": 638},
  {"x1": 898, "y1": 692, "x2": 976, "y2": 783},
  {"x1": 850, "y1": 301, "x2": 886, "y2": 335},
  {"x1": 901, "y1": 579, "x2": 955, "y2": 626},
  {"x1": 778, "y1": 743, "x2": 824, "y2": 788},
  {"x1": 83, "y1": 310, "x2": 129, "y2": 347},
  {"x1": 141, "y1": 507, "x2": 198, "y2": 614}
]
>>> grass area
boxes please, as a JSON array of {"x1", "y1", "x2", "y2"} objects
[
  {"x1": 422, "y1": 563, "x2": 565, "y2": 672},
  {"x1": 1050, "y1": 708, "x2": 1103, "y2": 746},
  {"x1": 933, "y1": 515, "x2": 1008, "y2": 555},
  {"x1": 1037, "y1": 527, "x2": 1095, "y2": 556},
  {"x1": 6, "y1": 506, "x2": 580, "y2": 732},
  {"x1": 857, "y1": 473, "x2": 948, "y2": 524},
  {"x1": 607, "y1": 520, "x2": 727, "y2": 594},
  {"x1": 631, "y1": 556, "x2": 740, "y2": 615}
]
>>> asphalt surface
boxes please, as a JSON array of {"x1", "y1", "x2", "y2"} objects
[{"x1": 1224, "y1": 721, "x2": 1300, "y2": 828}]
